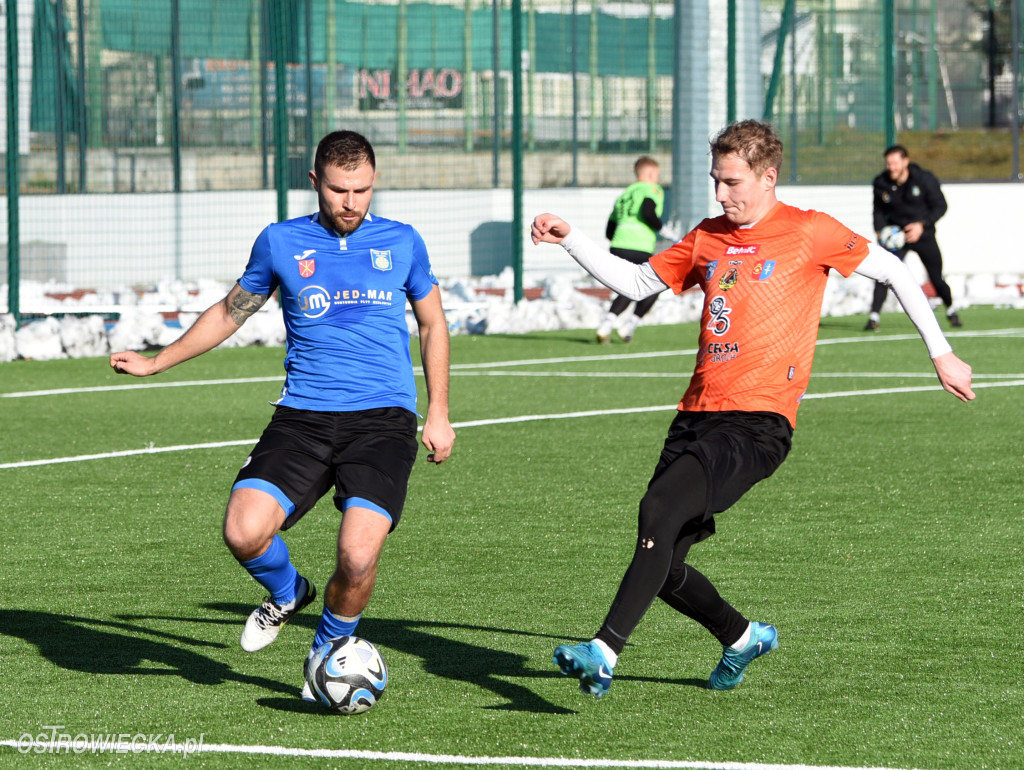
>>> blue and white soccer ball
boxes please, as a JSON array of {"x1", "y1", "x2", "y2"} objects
[
  {"x1": 306, "y1": 636, "x2": 387, "y2": 714},
  {"x1": 879, "y1": 225, "x2": 906, "y2": 252}
]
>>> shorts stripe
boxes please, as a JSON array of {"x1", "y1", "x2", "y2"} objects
[
  {"x1": 232, "y1": 478, "x2": 296, "y2": 515},
  {"x1": 342, "y1": 496, "x2": 393, "y2": 524}
]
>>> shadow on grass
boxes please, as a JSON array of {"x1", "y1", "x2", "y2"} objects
[
  {"x1": 1, "y1": 607, "x2": 703, "y2": 717},
  {"x1": 206, "y1": 603, "x2": 577, "y2": 714},
  {"x1": 0, "y1": 608, "x2": 293, "y2": 695}
]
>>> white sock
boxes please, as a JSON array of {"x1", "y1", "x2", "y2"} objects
[
  {"x1": 729, "y1": 623, "x2": 752, "y2": 650},
  {"x1": 591, "y1": 638, "x2": 618, "y2": 668},
  {"x1": 869, "y1": 311, "x2": 880, "y2": 323}
]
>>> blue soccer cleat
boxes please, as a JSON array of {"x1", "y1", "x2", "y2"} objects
[
  {"x1": 708, "y1": 621, "x2": 778, "y2": 690},
  {"x1": 553, "y1": 641, "x2": 614, "y2": 699}
]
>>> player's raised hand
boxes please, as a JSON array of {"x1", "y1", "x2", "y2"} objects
[
  {"x1": 931, "y1": 351, "x2": 975, "y2": 402},
  {"x1": 109, "y1": 350, "x2": 159, "y2": 377},
  {"x1": 531, "y1": 214, "x2": 571, "y2": 245}
]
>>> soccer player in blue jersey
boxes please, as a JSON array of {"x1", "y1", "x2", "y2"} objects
[{"x1": 110, "y1": 130, "x2": 456, "y2": 699}]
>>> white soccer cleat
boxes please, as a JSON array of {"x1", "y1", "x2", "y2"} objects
[
  {"x1": 240, "y1": 577, "x2": 316, "y2": 652},
  {"x1": 300, "y1": 650, "x2": 317, "y2": 702},
  {"x1": 618, "y1": 314, "x2": 639, "y2": 342}
]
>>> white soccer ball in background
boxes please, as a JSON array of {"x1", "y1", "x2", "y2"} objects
[
  {"x1": 879, "y1": 225, "x2": 906, "y2": 252},
  {"x1": 306, "y1": 636, "x2": 388, "y2": 714}
]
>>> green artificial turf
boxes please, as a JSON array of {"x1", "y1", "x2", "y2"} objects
[{"x1": 0, "y1": 307, "x2": 1021, "y2": 769}]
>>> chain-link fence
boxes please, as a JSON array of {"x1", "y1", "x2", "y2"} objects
[{"x1": 3, "y1": 0, "x2": 1023, "y2": 319}]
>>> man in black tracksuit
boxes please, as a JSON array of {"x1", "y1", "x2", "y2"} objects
[{"x1": 866, "y1": 145, "x2": 961, "y2": 331}]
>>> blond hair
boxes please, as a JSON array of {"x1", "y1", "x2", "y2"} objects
[{"x1": 710, "y1": 120, "x2": 783, "y2": 176}]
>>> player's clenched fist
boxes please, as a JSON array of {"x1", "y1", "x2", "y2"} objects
[{"x1": 531, "y1": 214, "x2": 572, "y2": 245}]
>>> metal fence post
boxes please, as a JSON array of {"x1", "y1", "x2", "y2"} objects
[
  {"x1": 512, "y1": 0, "x2": 523, "y2": 303},
  {"x1": 6, "y1": 0, "x2": 21, "y2": 327},
  {"x1": 883, "y1": 0, "x2": 896, "y2": 147}
]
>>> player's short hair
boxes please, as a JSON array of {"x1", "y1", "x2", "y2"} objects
[
  {"x1": 710, "y1": 120, "x2": 783, "y2": 176},
  {"x1": 884, "y1": 144, "x2": 908, "y2": 159},
  {"x1": 315, "y1": 130, "x2": 376, "y2": 176},
  {"x1": 634, "y1": 156, "x2": 659, "y2": 176}
]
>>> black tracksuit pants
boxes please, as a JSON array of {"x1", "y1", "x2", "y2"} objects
[{"x1": 871, "y1": 232, "x2": 953, "y2": 312}]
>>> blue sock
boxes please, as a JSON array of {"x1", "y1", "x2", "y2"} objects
[
  {"x1": 239, "y1": 535, "x2": 301, "y2": 605},
  {"x1": 311, "y1": 607, "x2": 361, "y2": 652}
]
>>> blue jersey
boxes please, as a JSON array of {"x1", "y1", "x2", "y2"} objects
[{"x1": 239, "y1": 212, "x2": 438, "y2": 413}]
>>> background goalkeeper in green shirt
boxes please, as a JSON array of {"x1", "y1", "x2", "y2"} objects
[{"x1": 596, "y1": 156, "x2": 678, "y2": 343}]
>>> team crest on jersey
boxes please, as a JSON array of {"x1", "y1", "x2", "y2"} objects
[
  {"x1": 751, "y1": 260, "x2": 776, "y2": 281},
  {"x1": 298, "y1": 259, "x2": 315, "y2": 278},
  {"x1": 705, "y1": 261, "x2": 718, "y2": 282},
  {"x1": 370, "y1": 249, "x2": 393, "y2": 271},
  {"x1": 718, "y1": 267, "x2": 739, "y2": 291}
]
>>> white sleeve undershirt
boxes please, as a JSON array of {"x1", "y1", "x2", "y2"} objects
[
  {"x1": 853, "y1": 242, "x2": 952, "y2": 359},
  {"x1": 560, "y1": 226, "x2": 668, "y2": 300},
  {"x1": 560, "y1": 225, "x2": 952, "y2": 360}
]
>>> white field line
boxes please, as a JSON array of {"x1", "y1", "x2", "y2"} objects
[
  {"x1": 448, "y1": 371, "x2": 1024, "y2": 380},
  {"x1": 4, "y1": 327, "x2": 1021, "y2": 399},
  {"x1": 4, "y1": 369, "x2": 1023, "y2": 398},
  {"x1": 2, "y1": 328, "x2": 1022, "y2": 469},
  {"x1": 0, "y1": 376, "x2": 282, "y2": 398},
  {"x1": 1, "y1": 378, "x2": 1022, "y2": 470},
  {"x1": 0, "y1": 739, "x2": 925, "y2": 770}
]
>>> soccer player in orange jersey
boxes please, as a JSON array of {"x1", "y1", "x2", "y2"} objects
[{"x1": 531, "y1": 120, "x2": 974, "y2": 698}]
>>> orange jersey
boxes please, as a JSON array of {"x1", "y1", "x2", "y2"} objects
[{"x1": 649, "y1": 202, "x2": 869, "y2": 427}]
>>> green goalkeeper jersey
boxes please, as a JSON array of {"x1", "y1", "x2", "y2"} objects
[{"x1": 609, "y1": 181, "x2": 664, "y2": 253}]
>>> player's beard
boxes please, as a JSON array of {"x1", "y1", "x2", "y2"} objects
[{"x1": 328, "y1": 208, "x2": 367, "y2": 236}]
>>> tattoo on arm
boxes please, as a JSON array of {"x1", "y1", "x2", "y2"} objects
[{"x1": 228, "y1": 288, "x2": 269, "y2": 325}]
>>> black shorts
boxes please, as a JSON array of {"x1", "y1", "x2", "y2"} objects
[
  {"x1": 232, "y1": 405, "x2": 420, "y2": 532},
  {"x1": 651, "y1": 410, "x2": 793, "y2": 522}
]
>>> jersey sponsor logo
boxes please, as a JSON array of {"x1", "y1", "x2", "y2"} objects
[
  {"x1": 371, "y1": 249, "x2": 393, "y2": 271},
  {"x1": 844, "y1": 233, "x2": 860, "y2": 251},
  {"x1": 706, "y1": 295, "x2": 732, "y2": 336},
  {"x1": 718, "y1": 267, "x2": 739, "y2": 291},
  {"x1": 705, "y1": 260, "x2": 719, "y2": 282},
  {"x1": 293, "y1": 249, "x2": 316, "y2": 260},
  {"x1": 332, "y1": 287, "x2": 394, "y2": 304},
  {"x1": 696, "y1": 340, "x2": 740, "y2": 365},
  {"x1": 298, "y1": 259, "x2": 315, "y2": 278},
  {"x1": 297, "y1": 285, "x2": 331, "y2": 318},
  {"x1": 724, "y1": 244, "x2": 760, "y2": 256},
  {"x1": 751, "y1": 260, "x2": 776, "y2": 281},
  {"x1": 911, "y1": 185, "x2": 920, "y2": 197}
]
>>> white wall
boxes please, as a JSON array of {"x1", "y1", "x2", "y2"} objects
[
  {"x1": 779, "y1": 183, "x2": 1024, "y2": 277},
  {"x1": 6, "y1": 182, "x2": 1023, "y2": 289}
]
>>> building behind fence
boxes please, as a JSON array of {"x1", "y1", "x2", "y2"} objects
[{"x1": 2, "y1": 0, "x2": 1022, "y2": 316}]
